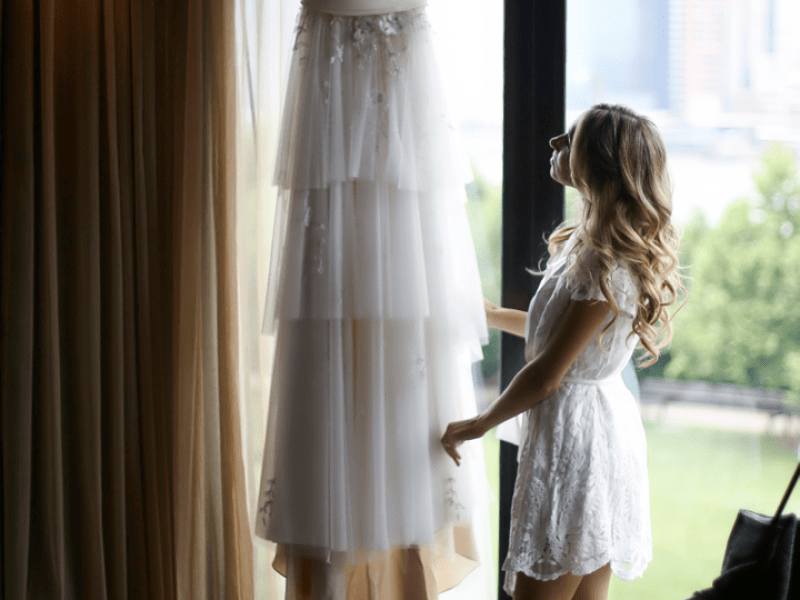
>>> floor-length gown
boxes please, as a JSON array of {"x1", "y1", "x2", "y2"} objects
[{"x1": 255, "y1": 1, "x2": 490, "y2": 597}]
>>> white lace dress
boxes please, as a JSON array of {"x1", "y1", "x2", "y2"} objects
[
  {"x1": 502, "y1": 231, "x2": 653, "y2": 595},
  {"x1": 255, "y1": 2, "x2": 490, "y2": 598}
]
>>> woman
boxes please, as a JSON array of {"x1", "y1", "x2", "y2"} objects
[{"x1": 441, "y1": 104, "x2": 686, "y2": 600}]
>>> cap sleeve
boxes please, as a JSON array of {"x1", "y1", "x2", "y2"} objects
[{"x1": 564, "y1": 249, "x2": 638, "y2": 319}]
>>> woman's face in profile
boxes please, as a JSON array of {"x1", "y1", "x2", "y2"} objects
[{"x1": 549, "y1": 132, "x2": 573, "y2": 187}]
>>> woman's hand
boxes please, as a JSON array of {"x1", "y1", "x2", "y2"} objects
[
  {"x1": 484, "y1": 297, "x2": 498, "y2": 329},
  {"x1": 484, "y1": 297, "x2": 498, "y2": 317},
  {"x1": 441, "y1": 416, "x2": 486, "y2": 466}
]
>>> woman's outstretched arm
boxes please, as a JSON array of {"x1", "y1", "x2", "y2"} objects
[
  {"x1": 484, "y1": 298, "x2": 527, "y2": 338},
  {"x1": 441, "y1": 298, "x2": 611, "y2": 465}
]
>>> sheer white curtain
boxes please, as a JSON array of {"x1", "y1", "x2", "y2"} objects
[
  {"x1": 234, "y1": 1, "x2": 493, "y2": 597},
  {"x1": 235, "y1": 1, "x2": 300, "y2": 597}
]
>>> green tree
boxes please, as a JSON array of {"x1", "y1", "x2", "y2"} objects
[
  {"x1": 465, "y1": 170, "x2": 502, "y2": 302},
  {"x1": 465, "y1": 169, "x2": 503, "y2": 378},
  {"x1": 465, "y1": 178, "x2": 584, "y2": 379},
  {"x1": 565, "y1": 185, "x2": 581, "y2": 222},
  {"x1": 662, "y1": 143, "x2": 800, "y2": 397},
  {"x1": 637, "y1": 207, "x2": 709, "y2": 380}
]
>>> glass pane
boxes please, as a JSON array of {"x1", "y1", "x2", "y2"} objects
[
  {"x1": 566, "y1": 0, "x2": 800, "y2": 598},
  {"x1": 427, "y1": 4, "x2": 505, "y2": 598}
]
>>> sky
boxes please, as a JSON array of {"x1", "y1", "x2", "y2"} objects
[{"x1": 426, "y1": 0, "x2": 770, "y2": 227}]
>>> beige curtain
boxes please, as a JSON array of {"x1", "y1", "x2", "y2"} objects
[{"x1": 0, "y1": 1, "x2": 252, "y2": 599}]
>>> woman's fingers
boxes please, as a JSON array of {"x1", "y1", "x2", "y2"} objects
[
  {"x1": 440, "y1": 429, "x2": 457, "y2": 465},
  {"x1": 446, "y1": 444, "x2": 461, "y2": 466},
  {"x1": 441, "y1": 422, "x2": 471, "y2": 466},
  {"x1": 443, "y1": 443, "x2": 460, "y2": 466}
]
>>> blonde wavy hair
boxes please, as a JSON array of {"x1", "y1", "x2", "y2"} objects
[{"x1": 547, "y1": 104, "x2": 687, "y2": 367}]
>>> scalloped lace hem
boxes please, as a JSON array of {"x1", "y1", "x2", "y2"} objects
[{"x1": 502, "y1": 552, "x2": 651, "y2": 595}]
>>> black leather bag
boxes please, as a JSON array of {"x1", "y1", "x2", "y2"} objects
[{"x1": 689, "y1": 462, "x2": 800, "y2": 600}]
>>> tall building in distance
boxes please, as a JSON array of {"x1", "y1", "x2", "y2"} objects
[
  {"x1": 567, "y1": 0, "x2": 670, "y2": 111},
  {"x1": 568, "y1": 0, "x2": 800, "y2": 142},
  {"x1": 677, "y1": 0, "x2": 800, "y2": 132}
]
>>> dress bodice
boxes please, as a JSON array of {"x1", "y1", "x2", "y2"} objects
[
  {"x1": 302, "y1": 0, "x2": 427, "y2": 15},
  {"x1": 524, "y1": 231, "x2": 640, "y2": 381}
]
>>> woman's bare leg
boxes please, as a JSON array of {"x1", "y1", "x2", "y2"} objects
[
  {"x1": 399, "y1": 547, "x2": 428, "y2": 600},
  {"x1": 282, "y1": 554, "x2": 315, "y2": 600},
  {"x1": 572, "y1": 564, "x2": 612, "y2": 600},
  {"x1": 512, "y1": 564, "x2": 612, "y2": 600},
  {"x1": 513, "y1": 571, "x2": 583, "y2": 600}
]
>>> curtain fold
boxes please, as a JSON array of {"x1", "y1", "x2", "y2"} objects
[
  {"x1": 209, "y1": 0, "x2": 255, "y2": 594},
  {"x1": 0, "y1": 0, "x2": 253, "y2": 598}
]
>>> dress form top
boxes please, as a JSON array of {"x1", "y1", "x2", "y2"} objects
[{"x1": 301, "y1": 0, "x2": 428, "y2": 16}]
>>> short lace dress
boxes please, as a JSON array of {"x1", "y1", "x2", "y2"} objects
[{"x1": 502, "y1": 230, "x2": 653, "y2": 595}]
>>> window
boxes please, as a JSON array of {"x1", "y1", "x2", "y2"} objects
[{"x1": 565, "y1": 1, "x2": 800, "y2": 598}]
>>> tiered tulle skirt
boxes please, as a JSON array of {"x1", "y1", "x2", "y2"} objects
[{"x1": 256, "y1": 6, "x2": 489, "y2": 597}]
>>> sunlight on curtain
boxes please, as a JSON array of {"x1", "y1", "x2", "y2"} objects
[
  {"x1": 173, "y1": 1, "x2": 254, "y2": 597},
  {"x1": 235, "y1": 1, "x2": 494, "y2": 597},
  {"x1": 236, "y1": 0, "x2": 300, "y2": 597}
]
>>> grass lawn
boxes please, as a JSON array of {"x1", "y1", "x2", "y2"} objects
[{"x1": 482, "y1": 421, "x2": 800, "y2": 600}]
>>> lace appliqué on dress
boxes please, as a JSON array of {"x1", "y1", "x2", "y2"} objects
[
  {"x1": 257, "y1": 478, "x2": 277, "y2": 532},
  {"x1": 294, "y1": 7, "x2": 424, "y2": 77},
  {"x1": 444, "y1": 476, "x2": 466, "y2": 522}
]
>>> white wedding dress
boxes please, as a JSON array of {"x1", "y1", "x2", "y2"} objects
[{"x1": 255, "y1": 1, "x2": 490, "y2": 597}]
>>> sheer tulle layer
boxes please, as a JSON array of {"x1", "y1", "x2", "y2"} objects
[
  {"x1": 256, "y1": 319, "x2": 483, "y2": 558},
  {"x1": 274, "y1": 7, "x2": 471, "y2": 192},
  {"x1": 261, "y1": 182, "x2": 488, "y2": 359}
]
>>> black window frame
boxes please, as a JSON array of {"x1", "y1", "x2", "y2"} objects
[{"x1": 499, "y1": 2, "x2": 566, "y2": 598}]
